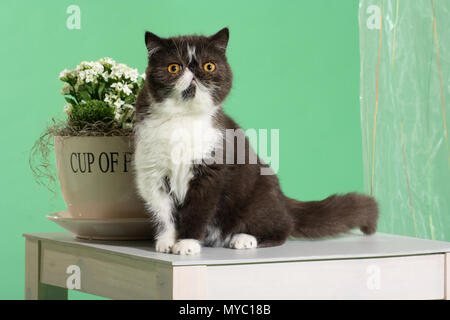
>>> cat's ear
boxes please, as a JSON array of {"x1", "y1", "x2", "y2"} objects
[
  {"x1": 209, "y1": 27, "x2": 229, "y2": 53},
  {"x1": 145, "y1": 31, "x2": 164, "y2": 57}
]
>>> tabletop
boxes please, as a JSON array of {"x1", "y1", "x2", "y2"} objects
[{"x1": 23, "y1": 231, "x2": 450, "y2": 266}]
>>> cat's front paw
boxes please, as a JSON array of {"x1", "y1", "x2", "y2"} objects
[
  {"x1": 172, "y1": 239, "x2": 201, "y2": 255},
  {"x1": 229, "y1": 233, "x2": 258, "y2": 249},
  {"x1": 155, "y1": 237, "x2": 176, "y2": 253}
]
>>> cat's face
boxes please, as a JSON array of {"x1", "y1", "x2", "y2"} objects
[{"x1": 144, "y1": 28, "x2": 232, "y2": 107}]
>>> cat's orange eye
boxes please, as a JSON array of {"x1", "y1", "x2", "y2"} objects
[
  {"x1": 168, "y1": 63, "x2": 182, "y2": 74},
  {"x1": 203, "y1": 62, "x2": 216, "y2": 72}
]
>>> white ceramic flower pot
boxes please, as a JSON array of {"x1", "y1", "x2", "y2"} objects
[{"x1": 54, "y1": 136, "x2": 148, "y2": 220}]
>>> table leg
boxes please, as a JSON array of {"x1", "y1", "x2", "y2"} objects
[
  {"x1": 25, "y1": 238, "x2": 68, "y2": 300},
  {"x1": 446, "y1": 253, "x2": 449, "y2": 300}
]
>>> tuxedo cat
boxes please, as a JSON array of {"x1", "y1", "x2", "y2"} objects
[{"x1": 134, "y1": 28, "x2": 378, "y2": 255}]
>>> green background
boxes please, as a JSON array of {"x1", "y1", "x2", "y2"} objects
[{"x1": 1, "y1": 0, "x2": 363, "y2": 299}]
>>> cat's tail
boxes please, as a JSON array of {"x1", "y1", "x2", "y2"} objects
[{"x1": 285, "y1": 192, "x2": 378, "y2": 238}]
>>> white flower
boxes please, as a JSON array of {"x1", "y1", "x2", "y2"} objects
[
  {"x1": 110, "y1": 64, "x2": 139, "y2": 83},
  {"x1": 110, "y1": 64, "x2": 125, "y2": 79},
  {"x1": 141, "y1": 73, "x2": 146, "y2": 80},
  {"x1": 124, "y1": 67, "x2": 139, "y2": 82},
  {"x1": 63, "y1": 103, "x2": 73, "y2": 115},
  {"x1": 59, "y1": 69, "x2": 71, "y2": 80},
  {"x1": 104, "y1": 93, "x2": 117, "y2": 104},
  {"x1": 111, "y1": 82, "x2": 122, "y2": 90},
  {"x1": 78, "y1": 70, "x2": 86, "y2": 81},
  {"x1": 125, "y1": 68, "x2": 139, "y2": 82},
  {"x1": 61, "y1": 83, "x2": 71, "y2": 95},
  {"x1": 101, "y1": 71, "x2": 110, "y2": 80},
  {"x1": 92, "y1": 62, "x2": 104, "y2": 74},
  {"x1": 99, "y1": 57, "x2": 116, "y2": 66},
  {"x1": 122, "y1": 85, "x2": 132, "y2": 96},
  {"x1": 111, "y1": 82, "x2": 133, "y2": 95},
  {"x1": 76, "y1": 62, "x2": 88, "y2": 71},
  {"x1": 115, "y1": 104, "x2": 134, "y2": 122},
  {"x1": 84, "y1": 71, "x2": 95, "y2": 83},
  {"x1": 76, "y1": 62, "x2": 104, "y2": 79},
  {"x1": 104, "y1": 94, "x2": 111, "y2": 104},
  {"x1": 113, "y1": 98, "x2": 124, "y2": 108}
]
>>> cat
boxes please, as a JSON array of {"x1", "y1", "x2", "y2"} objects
[{"x1": 133, "y1": 28, "x2": 378, "y2": 255}]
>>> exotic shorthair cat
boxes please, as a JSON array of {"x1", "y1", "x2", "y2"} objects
[{"x1": 134, "y1": 28, "x2": 378, "y2": 255}]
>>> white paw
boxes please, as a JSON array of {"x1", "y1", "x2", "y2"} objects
[
  {"x1": 229, "y1": 233, "x2": 258, "y2": 249},
  {"x1": 172, "y1": 239, "x2": 201, "y2": 255},
  {"x1": 155, "y1": 237, "x2": 176, "y2": 253}
]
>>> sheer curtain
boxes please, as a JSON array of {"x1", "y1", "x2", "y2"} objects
[{"x1": 359, "y1": 0, "x2": 450, "y2": 240}]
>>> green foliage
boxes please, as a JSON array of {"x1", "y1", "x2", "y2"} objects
[{"x1": 69, "y1": 100, "x2": 115, "y2": 131}]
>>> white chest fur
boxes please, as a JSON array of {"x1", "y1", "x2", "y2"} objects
[{"x1": 134, "y1": 102, "x2": 222, "y2": 204}]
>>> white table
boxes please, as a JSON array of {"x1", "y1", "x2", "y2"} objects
[{"x1": 23, "y1": 232, "x2": 450, "y2": 300}]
